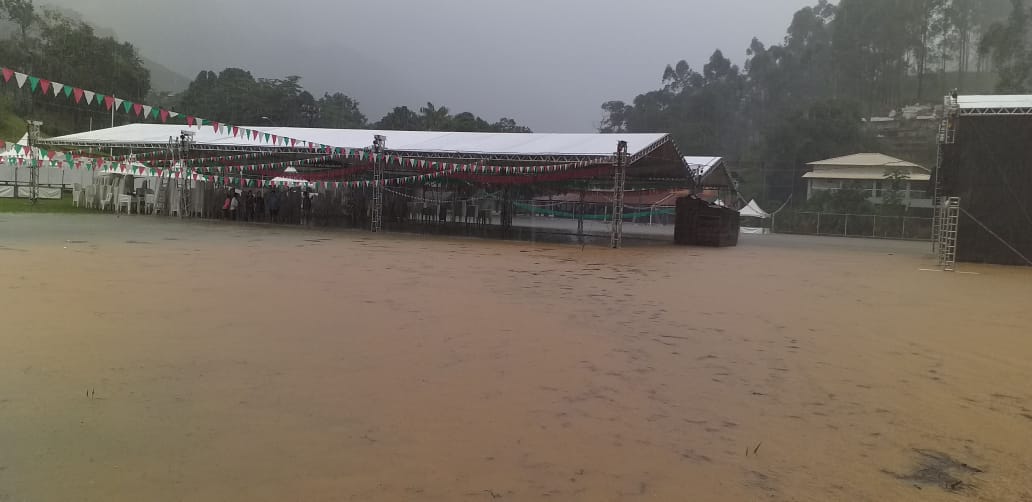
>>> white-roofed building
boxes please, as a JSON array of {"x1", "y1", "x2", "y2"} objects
[{"x1": 803, "y1": 153, "x2": 933, "y2": 208}]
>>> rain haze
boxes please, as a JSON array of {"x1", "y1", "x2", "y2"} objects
[{"x1": 42, "y1": 0, "x2": 805, "y2": 132}]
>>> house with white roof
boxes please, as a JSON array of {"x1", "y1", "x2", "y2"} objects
[{"x1": 803, "y1": 153, "x2": 933, "y2": 209}]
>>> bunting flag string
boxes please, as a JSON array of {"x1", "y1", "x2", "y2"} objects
[
  {"x1": 0, "y1": 63, "x2": 339, "y2": 154},
  {"x1": 0, "y1": 63, "x2": 620, "y2": 176},
  {"x1": 1, "y1": 141, "x2": 179, "y2": 177},
  {"x1": 1, "y1": 136, "x2": 611, "y2": 190},
  {"x1": 2, "y1": 137, "x2": 612, "y2": 183}
]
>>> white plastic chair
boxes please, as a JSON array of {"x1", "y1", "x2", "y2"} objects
[
  {"x1": 99, "y1": 187, "x2": 113, "y2": 212},
  {"x1": 170, "y1": 193, "x2": 181, "y2": 217},
  {"x1": 72, "y1": 189, "x2": 81, "y2": 207},
  {"x1": 117, "y1": 194, "x2": 134, "y2": 214},
  {"x1": 145, "y1": 193, "x2": 157, "y2": 214}
]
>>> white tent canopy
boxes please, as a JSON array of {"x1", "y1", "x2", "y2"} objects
[
  {"x1": 42, "y1": 124, "x2": 673, "y2": 160},
  {"x1": 739, "y1": 199, "x2": 770, "y2": 219},
  {"x1": 0, "y1": 134, "x2": 96, "y2": 190}
]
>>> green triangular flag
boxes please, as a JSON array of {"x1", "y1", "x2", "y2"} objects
[
  {"x1": 96, "y1": 94, "x2": 106, "y2": 107},
  {"x1": 263, "y1": 133, "x2": 270, "y2": 142},
  {"x1": 151, "y1": 108, "x2": 159, "y2": 119},
  {"x1": 63, "y1": 86, "x2": 73, "y2": 98},
  {"x1": 123, "y1": 100, "x2": 133, "y2": 113},
  {"x1": 28, "y1": 76, "x2": 39, "y2": 92}
]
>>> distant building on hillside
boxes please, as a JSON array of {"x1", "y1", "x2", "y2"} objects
[
  {"x1": 863, "y1": 105, "x2": 940, "y2": 168},
  {"x1": 803, "y1": 153, "x2": 933, "y2": 209}
]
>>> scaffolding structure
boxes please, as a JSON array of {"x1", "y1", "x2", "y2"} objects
[
  {"x1": 177, "y1": 131, "x2": 195, "y2": 218},
  {"x1": 932, "y1": 95, "x2": 959, "y2": 250},
  {"x1": 26, "y1": 120, "x2": 42, "y2": 204},
  {"x1": 610, "y1": 141, "x2": 628, "y2": 249},
  {"x1": 371, "y1": 135, "x2": 386, "y2": 232},
  {"x1": 937, "y1": 197, "x2": 961, "y2": 271}
]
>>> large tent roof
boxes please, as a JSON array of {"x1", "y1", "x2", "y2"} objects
[
  {"x1": 41, "y1": 124, "x2": 674, "y2": 162},
  {"x1": 957, "y1": 95, "x2": 1032, "y2": 113}
]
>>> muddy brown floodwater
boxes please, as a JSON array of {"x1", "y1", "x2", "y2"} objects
[{"x1": 2, "y1": 214, "x2": 1032, "y2": 501}]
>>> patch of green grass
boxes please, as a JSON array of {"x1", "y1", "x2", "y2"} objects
[
  {"x1": 0, "y1": 107, "x2": 26, "y2": 142},
  {"x1": 0, "y1": 193, "x2": 87, "y2": 213}
]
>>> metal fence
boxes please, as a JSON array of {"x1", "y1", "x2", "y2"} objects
[{"x1": 772, "y1": 211, "x2": 933, "y2": 241}]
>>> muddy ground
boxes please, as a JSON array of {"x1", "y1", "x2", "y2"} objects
[{"x1": 1, "y1": 214, "x2": 1031, "y2": 501}]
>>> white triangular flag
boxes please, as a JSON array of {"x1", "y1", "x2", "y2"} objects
[
  {"x1": 52, "y1": 82, "x2": 63, "y2": 97},
  {"x1": 142, "y1": 105, "x2": 152, "y2": 118},
  {"x1": 83, "y1": 90, "x2": 95, "y2": 105},
  {"x1": 14, "y1": 72, "x2": 27, "y2": 88},
  {"x1": 114, "y1": 98, "x2": 124, "y2": 110},
  {"x1": 168, "y1": 111, "x2": 179, "y2": 119}
]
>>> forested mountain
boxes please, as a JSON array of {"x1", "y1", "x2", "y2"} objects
[
  {"x1": 0, "y1": 0, "x2": 532, "y2": 139},
  {"x1": 600, "y1": 0, "x2": 1024, "y2": 204},
  {"x1": 175, "y1": 68, "x2": 532, "y2": 133},
  {"x1": 0, "y1": 0, "x2": 152, "y2": 137}
]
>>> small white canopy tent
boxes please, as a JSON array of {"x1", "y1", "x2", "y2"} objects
[
  {"x1": 739, "y1": 200, "x2": 770, "y2": 219},
  {"x1": 269, "y1": 176, "x2": 310, "y2": 187},
  {"x1": 739, "y1": 199, "x2": 771, "y2": 235}
]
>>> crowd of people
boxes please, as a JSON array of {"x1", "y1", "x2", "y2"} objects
[{"x1": 220, "y1": 186, "x2": 312, "y2": 225}]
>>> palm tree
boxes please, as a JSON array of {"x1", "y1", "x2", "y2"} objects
[{"x1": 419, "y1": 102, "x2": 450, "y2": 131}]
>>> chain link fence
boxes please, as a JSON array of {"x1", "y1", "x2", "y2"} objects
[{"x1": 772, "y1": 211, "x2": 932, "y2": 241}]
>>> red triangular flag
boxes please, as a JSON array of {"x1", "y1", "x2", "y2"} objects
[
  {"x1": 47, "y1": 150, "x2": 56, "y2": 160},
  {"x1": 39, "y1": 79, "x2": 50, "y2": 95},
  {"x1": 212, "y1": 121, "x2": 220, "y2": 133},
  {"x1": 104, "y1": 96, "x2": 115, "y2": 110},
  {"x1": 73, "y1": 88, "x2": 84, "y2": 103},
  {"x1": 1, "y1": 68, "x2": 12, "y2": 82},
  {"x1": 291, "y1": 139, "x2": 296, "y2": 147},
  {"x1": 232, "y1": 126, "x2": 239, "y2": 137},
  {"x1": 187, "y1": 116, "x2": 195, "y2": 127},
  {"x1": 159, "y1": 109, "x2": 169, "y2": 123},
  {"x1": 133, "y1": 103, "x2": 143, "y2": 116}
]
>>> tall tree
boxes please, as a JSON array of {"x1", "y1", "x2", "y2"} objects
[
  {"x1": 316, "y1": 93, "x2": 367, "y2": 129},
  {"x1": 982, "y1": 0, "x2": 1032, "y2": 92},
  {"x1": 375, "y1": 106, "x2": 422, "y2": 130},
  {"x1": 419, "y1": 102, "x2": 450, "y2": 131}
]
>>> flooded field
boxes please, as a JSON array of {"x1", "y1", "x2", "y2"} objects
[{"x1": 2, "y1": 214, "x2": 1031, "y2": 501}]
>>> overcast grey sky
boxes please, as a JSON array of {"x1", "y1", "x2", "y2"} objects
[{"x1": 43, "y1": 0, "x2": 807, "y2": 132}]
